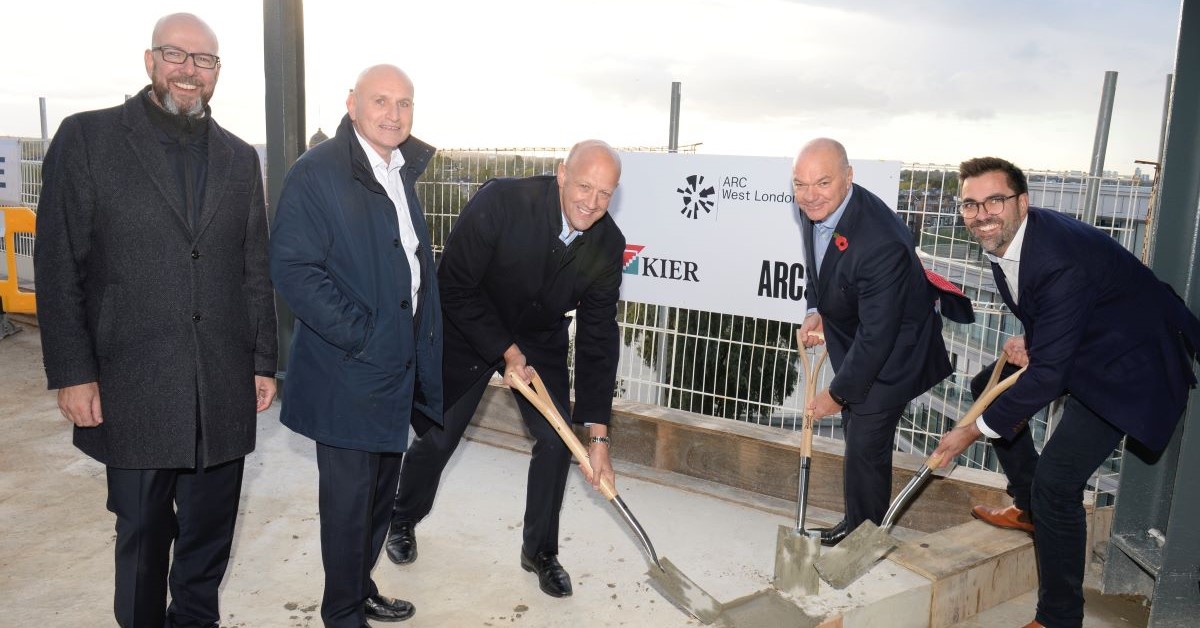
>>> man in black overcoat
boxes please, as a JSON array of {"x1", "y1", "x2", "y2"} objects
[
  {"x1": 385, "y1": 140, "x2": 625, "y2": 599},
  {"x1": 34, "y1": 13, "x2": 277, "y2": 628}
]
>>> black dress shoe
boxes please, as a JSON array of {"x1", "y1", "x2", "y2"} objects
[
  {"x1": 815, "y1": 520, "x2": 851, "y2": 547},
  {"x1": 520, "y1": 550, "x2": 573, "y2": 597},
  {"x1": 364, "y1": 594, "x2": 415, "y2": 622},
  {"x1": 385, "y1": 521, "x2": 417, "y2": 565}
]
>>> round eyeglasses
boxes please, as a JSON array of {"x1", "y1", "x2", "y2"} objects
[{"x1": 958, "y1": 194, "x2": 1018, "y2": 219}]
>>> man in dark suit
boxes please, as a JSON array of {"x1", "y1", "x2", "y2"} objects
[
  {"x1": 794, "y1": 138, "x2": 952, "y2": 546},
  {"x1": 933, "y1": 157, "x2": 1200, "y2": 628},
  {"x1": 385, "y1": 140, "x2": 624, "y2": 599},
  {"x1": 270, "y1": 64, "x2": 442, "y2": 627},
  {"x1": 34, "y1": 13, "x2": 277, "y2": 628}
]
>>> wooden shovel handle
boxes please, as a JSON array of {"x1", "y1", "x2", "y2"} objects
[
  {"x1": 925, "y1": 356, "x2": 1026, "y2": 468},
  {"x1": 508, "y1": 370, "x2": 619, "y2": 501},
  {"x1": 795, "y1": 329, "x2": 828, "y2": 458}
]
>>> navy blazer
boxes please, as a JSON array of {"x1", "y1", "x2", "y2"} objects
[
  {"x1": 801, "y1": 184, "x2": 951, "y2": 413},
  {"x1": 438, "y1": 176, "x2": 624, "y2": 425},
  {"x1": 984, "y1": 207, "x2": 1200, "y2": 451},
  {"x1": 270, "y1": 114, "x2": 443, "y2": 452}
]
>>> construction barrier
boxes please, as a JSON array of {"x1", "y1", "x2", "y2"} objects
[{"x1": 0, "y1": 206, "x2": 36, "y2": 315}]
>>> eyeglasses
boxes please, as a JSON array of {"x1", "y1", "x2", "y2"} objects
[
  {"x1": 152, "y1": 45, "x2": 220, "y2": 70},
  {"x1": 958, "y1": 193, "x2": 1019, "y2": 219}
]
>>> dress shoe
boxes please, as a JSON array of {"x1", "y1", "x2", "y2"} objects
[
  {"x1": 972, "y1": 504, "x2": 1035, "y2": 534},
  {"x1": 520, "y1": 550, "x2": 573, "y2": 597},
  {"x1": 363, "y1": 594, "x2": 415, "y2": 622},
  {"x1": 815, "y1": 520, "x2": 851, "y2": 547},
  {"x1": 385, "y1": 521, "x2": 417, "y2": 564}
]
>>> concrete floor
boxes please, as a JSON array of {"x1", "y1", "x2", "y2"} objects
[{"x1": 0, "y1": 322, "x2": 1152, "y2": 627}]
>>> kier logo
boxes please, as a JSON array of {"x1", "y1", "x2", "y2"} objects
[
  {"x1": 623, "y1": 244, "x2": 647, "y2": 274},
  {"x1": 622, "y1": 243, "x2": 699, "y2": 282}
]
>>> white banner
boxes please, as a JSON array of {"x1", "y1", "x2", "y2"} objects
[{"x1": 608, "y1": 153, "x2": 901, "y2": 324}]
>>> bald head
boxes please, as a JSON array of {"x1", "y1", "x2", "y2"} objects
[
  {"x1": 347, "y1": 64, "x2": 416, "y2": 161},
  {"x1": 151, "y1": 13, "x2": 218, "y2": 52},
  {"x1": 564, "y1": 139, "x2": 622, "y2": 178},
  {"x1": 795, "y1": 138, "x2": 849, "y2": 171},
  {"x1": 792, "y1": 137, "x2": 854, "y2": 222}
]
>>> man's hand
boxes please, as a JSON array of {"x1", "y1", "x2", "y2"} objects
[
  {"x1": 807, "y1": 388, "x2": 843, "y2": 420},
  {"x1": 58, "y1": 382, "x2": 103, "y2": 427},
  {"x1": 799, "y1": 312, "x2": 825, "y2": 348},
  {"x1": 930, "y1": 423, "x2": 983, "y2": 469},
  {"x1": 503, "y1": 344, "x2": 534, "y2": 386},
  {"x1": 255, "y1": 375, "x2": 277, "y2": 412},
  {"x1": 1002, "y1": 335, "x2": 1029, "y2": 367},
  {"x1": 582, "y1": 425, "x2": 616, "y2": 492}
]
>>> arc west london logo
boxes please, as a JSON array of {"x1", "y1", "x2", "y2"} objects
[{"x1": 676, "y1": 174, "x2": 716, "y2": 219}]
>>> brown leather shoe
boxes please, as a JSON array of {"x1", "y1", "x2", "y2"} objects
[
  {"x1": 1020, "y1": 620, "x2": 1044, "y2": 628},
  {"x1": 972, "y1": 504, "x2": 1034, "y2": 533}
]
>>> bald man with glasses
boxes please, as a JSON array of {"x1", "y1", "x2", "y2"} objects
[{"x1": 35, "y1": 13, "x2": 276, "y2": 627}]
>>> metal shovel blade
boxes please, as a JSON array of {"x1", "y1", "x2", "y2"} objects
[
  {"x1": 648, "y1": 557, "x2": 724, "y2": 625},
  {"x1": 772, "y1": 525, "x2": 821, "y2": 597},
  {"x1": 813, "y1": 521, "x2": 898, "y2": 589}
]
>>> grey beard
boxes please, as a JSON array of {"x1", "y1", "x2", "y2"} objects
[{"x1": 161, "y1": 91, "x2": 206, "y2": 118}]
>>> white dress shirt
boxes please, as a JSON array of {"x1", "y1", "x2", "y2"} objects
[
  {"x1": 355, "y1": 130, "x2": 421, "y2": 309},
  {"x1": 977, "y1": 215, "x2": 1029, "y2": 439}
]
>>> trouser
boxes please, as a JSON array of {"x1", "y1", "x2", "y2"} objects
[
  {"x1": 972, "y1": 362, "x2": 1125, "y2": 628},
  {"x1": 392, "y1": 369, "x2": 573, "y2": 555},
  {"x1": 106, "y1": 457, "x2": 245, "y2": 628},
  {"x1": 316, "y1": 442, "x2": 403, "y2": 628},
  {"x1": 841, "y1": 403, "x2": 905, "y2": 529}
]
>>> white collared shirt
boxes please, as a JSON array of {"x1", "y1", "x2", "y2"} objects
[
  {"x1": 354, "y1": 129, "x2": 421, "y2": 309},
  {"x1": 977, "y1": 215, "x2": 1029, "y2": 439}
]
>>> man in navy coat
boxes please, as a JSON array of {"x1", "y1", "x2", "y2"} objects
[
  {"x1": 271, "y1": 65, "x2": 442, "y2": 627},
  {"x1": 385, "y1": 140, "x2": 623, "y2": 599},
  {"x1": 933, "y1": 157, "x2": 1200, "y2": 628},
  {"x1": 794, "y1": 138, "x2": 952, "y2": 545}
]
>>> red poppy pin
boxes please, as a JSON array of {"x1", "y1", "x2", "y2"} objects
[{"x1": 834, "y1": 232, "x2": 849, "y2": 252}]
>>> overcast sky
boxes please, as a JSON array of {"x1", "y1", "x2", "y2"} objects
[{"x1": 1, "y1": 0, "x2": 1183, "y2": 172}]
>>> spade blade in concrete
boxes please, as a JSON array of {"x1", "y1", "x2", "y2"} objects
[
  {"x1": 647, "y1": 557, "x2": 724, "y2": 624},
  {"x1": 772, "y1": 525, "x2": 820, "y2": 597},
  {"x1": 813, "y1": 521, "x2": 897, "y2": 589}
]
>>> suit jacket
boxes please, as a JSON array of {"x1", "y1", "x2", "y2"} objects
[
  {"x1": 985, "y1": 207, "x2": 1200, "y2": 451},
  {"x1": 438, "y1": 176, "x2": 624, "y2": 425},
  {"x1": 34, "y1": 90, "x2": 277, "y2": 469},
  {"x1": 801, "y1": 183, "x2": 951, "y2": 413},
  {"x1": 270, "y1": 114, "x2": 443, "y2": 452}
]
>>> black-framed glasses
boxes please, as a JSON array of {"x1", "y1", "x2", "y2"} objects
[
  {"x1": 152, "y1": 45, "x2": 220, "y2": 70},
  {"x1": 958, "y1": 193, "x2": 1018, "y2": 219}
]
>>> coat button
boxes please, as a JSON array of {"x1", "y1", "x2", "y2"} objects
[
  {"x1": 192, "y1": 312, "x2": 202, "y2": 322},
  {"x1": 191, "y1": 249, "x2": 200, "y2": 259},
  {"x1": 400, "y1": 300, "x2": 410, "y2": 309},
  {"x1": 394, "y1": 239, "x2": 401, "y2": 248}
]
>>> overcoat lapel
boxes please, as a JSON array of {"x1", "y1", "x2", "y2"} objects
[
  {"x1": 195, "y1": 123, "x2": 232, "y2": 240},
  {"x1": 123, "y1": 98, "x2": 192, "y2": 235}
]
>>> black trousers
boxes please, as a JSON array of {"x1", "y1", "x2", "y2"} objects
[
  {"x1": 972, "y1": 361, "x2": 1125, "y2": 628},
  {"x1": 840, "y1": 403, "x2": 905, "y2": 529},
  {"x1": 316, "y1": 442, "x2": 403, "y2": 628},
  {"x1": 106, "y1": 457, "x2": 245, "y2": 628},
  {"x1": 392, "y1": 370, "x2": 573, "y2": 556}
]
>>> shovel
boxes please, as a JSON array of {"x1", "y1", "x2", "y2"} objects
[
  {"x1": 772, "y1": 330, "x2": 828, "y2": 597},
  {"x1": 814, "y1": 356, "x2": 1026, "y2": 589},
  {"x1": 508, "y1": 370, "x2": 723, "y2": 624}
]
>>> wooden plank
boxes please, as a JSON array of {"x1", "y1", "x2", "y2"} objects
[{"x1": 887, "y1": 520, "x2": 1037, "y2": 628}]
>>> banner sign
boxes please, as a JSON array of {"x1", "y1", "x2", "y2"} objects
[{"x1": 608, "y1": 153, "x2": 901, "y2": 324}]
